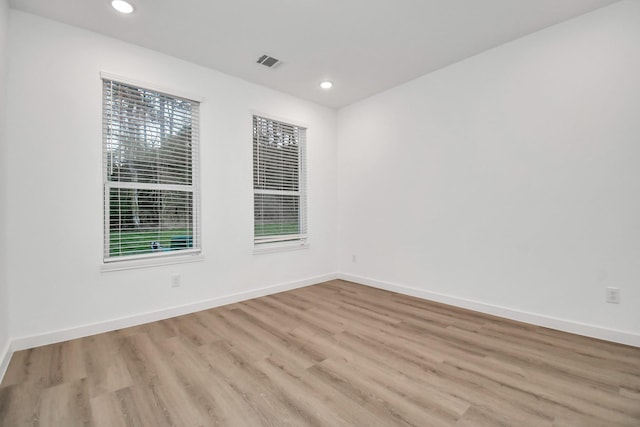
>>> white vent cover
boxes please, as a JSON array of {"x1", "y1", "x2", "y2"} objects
[{"x1": 257, "y1": 54, "x2": 282, "y2": 68}]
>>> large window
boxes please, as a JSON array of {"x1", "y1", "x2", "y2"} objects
[
  {"x1": 103, "y1": 77, "x2": 200, "y2": 263},
  {"x1": 253, "y1": 115, "x2": 307, "y2": 248}
]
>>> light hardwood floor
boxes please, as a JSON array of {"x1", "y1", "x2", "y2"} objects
[{"x1": 1, "y1": 280, "x2": 639, "y2": 426}]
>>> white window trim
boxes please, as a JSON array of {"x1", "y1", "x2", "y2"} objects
[
  {"x1": 100, "y1": 252, "x2": 204, "y2": 272},
  {"x1": 101, "y1": 72, "x2": 203, "y2": 270},
  {"x1": 251, "y1": 111, "x2": 309, "y2": 253},
  {"x1": 253, "y1": 241, "x2": 309, "y2": 255},
  {"x1": 249, "y1": 110, "x2": 309, "y2": 130},
  {"x1": 100, "y1": 72, "x2": 205, "y2": 103}
]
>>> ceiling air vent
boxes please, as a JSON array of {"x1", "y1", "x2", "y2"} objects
[{"x1": 257, "y1": 54, "x2": 281, "y2": 68}]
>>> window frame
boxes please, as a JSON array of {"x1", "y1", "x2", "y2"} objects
[
  {"x1": 101, "y1": 72, "x2": 203, "y2": 270},
  {"x1": 252, "y1": 113, "x2": 308, "y2": 253}
]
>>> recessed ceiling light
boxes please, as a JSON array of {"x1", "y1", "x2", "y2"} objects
[
  {"x1": 320, "y1": 81, "x2": 333, "y2": 90},
  {"x1": 112, "y1": 0, "x2": 134, "y2": 14}
]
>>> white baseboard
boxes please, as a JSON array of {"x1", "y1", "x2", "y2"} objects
[
  {"x1": 10, "y1": 273, "x2": 338, "y2": 352},
  {"x1": 338, "y1": 273, "x2": 640, "y2": 348},
  {"x1": 4, "y1": 270, "x2": 637, "y2": 383},
  {"x1": 0, "y1": 339, "x2": 11, "y2": 383}
]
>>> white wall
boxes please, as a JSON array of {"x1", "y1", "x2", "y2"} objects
[
  {"x1": 0, "y1": 0, "x2": 10, "y2": 371},
  {"x1": 4, "y1": 1, "x2": 639, "y2": 351},
  {"x1": 338, "y1": 0, "x2": 640, "y2": 343},
  {"x1": 6, "y1": 11, "x2": 338, "y2": 344}
]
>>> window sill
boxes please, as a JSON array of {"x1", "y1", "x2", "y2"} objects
[
  {"x1": 101, "y1": 253, "x2": 204, "y2": 272},
  {"x1": 253, "y1": 242, "x2": 309, "y2": 255}
]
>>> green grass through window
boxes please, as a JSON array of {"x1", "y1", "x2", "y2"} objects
[
  {"x1": 254, "y1": 222, "x2": 299, "y2": 237},
  {"x1": 109, "y1": 229, "x2": 191, "y2": 257}
]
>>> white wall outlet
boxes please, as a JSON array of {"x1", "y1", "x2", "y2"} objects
[
  {"x1": 171, "y1": 273, "x2": 181, "y2": 288},
  {"x1": 352, "y1": 254, "x2": 357, "y2": 263},
  {"x1": 606, "y1": 287, "x2": 620, "y2": 304}
]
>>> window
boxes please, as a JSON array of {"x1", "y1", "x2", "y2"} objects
[
  {"x1": 253, "y1": 115, "x2": 307, "y2": 248},
  {"x1": 102, "y1": 77, "x2": 200, "y2": 263}
]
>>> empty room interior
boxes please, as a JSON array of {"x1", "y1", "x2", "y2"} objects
[{"x1": 0, "y1": 0, "x2": 639, "y2": 425}]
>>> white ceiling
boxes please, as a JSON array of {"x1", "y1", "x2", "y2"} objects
[{"x1": 10, "y1": 0, "x2": 620, "y2": 108}]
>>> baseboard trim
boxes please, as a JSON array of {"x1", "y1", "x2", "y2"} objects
[
  {"x1": 7, "y1": 270, "x2": 638, "y2": 361},
  {"x1": 338, "y1": 273, "x2": 640, "y2": 348},
  {"x1": 0, "y1": 339, "x2": 11, "y2": 383},
  {"x1": 11, "y1": 273, "x2": 338, "y2": 352}
]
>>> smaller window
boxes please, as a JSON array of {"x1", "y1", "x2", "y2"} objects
[{"x1": 253, "y1": 115, "x2": 307, "y2": 249}]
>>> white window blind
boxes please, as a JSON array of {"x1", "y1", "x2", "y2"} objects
[
  {"x1": 103, "y1": 78, "x2": 201, "y2": 262},
  {"x1": 253, "y1": 115, "x2": 307, "y2": 246}
]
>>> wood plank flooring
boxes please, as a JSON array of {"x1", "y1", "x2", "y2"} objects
[{"x1": 1, "y1": 279, "x2": 639, "y2": 426}]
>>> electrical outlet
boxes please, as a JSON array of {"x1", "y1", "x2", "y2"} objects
[
  {"x1": 605, "y1": 287, "x2": 620, "y2": 304},
  {"x1": 352, "y1": 254, "x2": 357, "y2": 263},
  {"x1": 171, "y1": 273, "x2": 181, "y2": 288}
]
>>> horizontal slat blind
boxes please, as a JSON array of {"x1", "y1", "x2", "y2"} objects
[
  {"x1": 253, "y1": 115, "x2": 307, "y2": 245},
  {"x1": 103, "y1": 79, "x2": 200, "y2": 261}
]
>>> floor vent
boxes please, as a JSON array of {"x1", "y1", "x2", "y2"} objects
[{"x1": 257, "y1": 54, "x2": 281, "y2": 68}]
